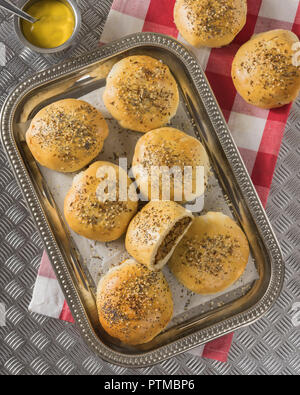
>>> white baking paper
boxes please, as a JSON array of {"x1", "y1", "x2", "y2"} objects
[{"x1": 38, "y1": 87, "x2": 259, "y2": 327}]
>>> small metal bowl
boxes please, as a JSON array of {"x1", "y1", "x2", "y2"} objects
[{"x1": 14, "y1": 0, "x2": 81, "y2": 54}]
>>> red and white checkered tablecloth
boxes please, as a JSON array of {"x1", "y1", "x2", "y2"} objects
[{"x1": 29, "y1": 0, "x2": 300, "y2": 363}]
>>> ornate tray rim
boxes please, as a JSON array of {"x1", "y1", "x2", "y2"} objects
[{"x1": 0, "y1": 32, "x2": 284, "y2": 367}]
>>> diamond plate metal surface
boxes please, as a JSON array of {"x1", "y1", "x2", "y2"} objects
[{"x1": 0, "y1": 0, "x2": 299, "y2": 375}]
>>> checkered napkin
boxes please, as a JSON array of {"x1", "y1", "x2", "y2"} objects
[{"x1": 29, "y1": 0, "x2": 300, "y2": 363}]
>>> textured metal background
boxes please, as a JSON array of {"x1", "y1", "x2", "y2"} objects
[{"x1": 0, "y1": 1, "x2": 299, "y2": 375}]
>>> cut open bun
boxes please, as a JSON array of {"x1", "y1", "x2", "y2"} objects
[{"x1": 125, "y1": 200, "x2": 194, "y2": 270}]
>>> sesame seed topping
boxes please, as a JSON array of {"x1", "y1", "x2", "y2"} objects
[
  {"x1": 30, "y1": 101, "x2": 105, "y2": 164},
  {"x1": 183, "y1": 0, "x2": 245, "y2": 39}
]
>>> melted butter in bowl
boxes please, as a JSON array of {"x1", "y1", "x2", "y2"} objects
[{"x1": 21, "y1": 0, "x2": 75, "y2": 49}]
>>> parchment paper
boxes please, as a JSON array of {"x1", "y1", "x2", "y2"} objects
[{"x1": 38, "y1": 87, "x2": 259, "y2": 326}]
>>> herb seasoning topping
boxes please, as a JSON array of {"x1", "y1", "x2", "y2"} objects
[
  {"x1": 104, "y1": 56, "x2": 179, "y2": 132},
  {"x1": 28, "y1": 100, "x2": 107, "y2": 167},
  {"x1": 182, "y1": 0, "x2": 245, "y2": 39}
]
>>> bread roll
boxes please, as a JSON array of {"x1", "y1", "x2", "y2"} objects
[
  {"x1": 64, "y1": 161, "x2": 138, "y2": 242},
  {"x1": 97, "y1": 259, "x2": 173, "y2": 345},
  {"x1": 168, "y1": 212, "x2": 250, "y2": 294},
  {"x1": 132, "y1": 127, "x2": 210, "y2": 202},
  {"x1": 232, "y1": 29, "x2": 300, "y2": 109},
  {"x1": 125, "y1": 200, "x2": 193, "y2": 271},
  {"x1": 103, "y1": 56, "x2": 179, "y2": 133},
  {"x1": 174, "y1": 0, "x2": 247, "y2": 48},
  {"x1": 26, "y1": 99, "x2": 109, "y2": 172}
]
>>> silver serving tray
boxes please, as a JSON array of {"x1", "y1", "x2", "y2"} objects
[{"x1": 0, "y1": 33, "x2": 284, "y2": 367}]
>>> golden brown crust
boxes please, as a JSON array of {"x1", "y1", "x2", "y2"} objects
[
  {"x1": 132, "y1": 127, "x2": 210, "y2": 202},
  {"x1": 174, "y1": 0, "x2": 247, "y2": 48},
  {"x1": 64, "y1": 161, "x2": 138, "y2": 242},
  {"x1": 232, "y1": 29, "x2": 300, "y2": 109},
  {"x1": 103, "y1": 56, "x2": 179, "y2": 133},
  {"x1": 97, "y1": 259, "x2": 173, "y2": 345},
  {"x1": 26, "y1": 99, "x2": 109, "y2": 172},
  {"x1": 125, "y1": 200, "x2": 194, "y2": 270},
  {"x1": 168, "y1": 212, "x2": 250, "y2": 294}
]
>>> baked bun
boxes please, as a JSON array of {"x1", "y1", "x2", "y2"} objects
[
  {"x1": 125, "y1": 200, "x2": 193, "y2": 271},
  {"x1": 174, "y1": 0, "x2": 247, "y2": 48},
  {"x1": 132, "y1": 127, "x2": 210, "y2": 202},
  {"x1": 64, "y1": 161, "x2": 138, "y2": 242},
  {"x1": 103, "y1": 56, "x2": 179, "y2": 133},
  {"x1": 232, "y1": 30, "x2": 300, "y2": 109},
  {"x1": 97, "y1": 259, "x2": 173, "y2": 345},
  {"x1": 26, "y1": 99, "x2": 109, "y2": 172},
  {"x1": 168, "y1": 212, "x2": 250, "y2": 294}
]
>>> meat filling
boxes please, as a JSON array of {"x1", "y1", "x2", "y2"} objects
[{"x1": 155, "y1": 217, "x2": 192, "y2": 264}]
